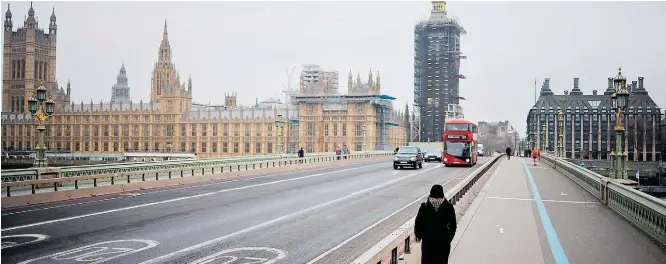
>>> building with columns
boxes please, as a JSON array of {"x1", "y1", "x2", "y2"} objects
[
  {"x1": 1, "y1": 13, "x2": 406, "y2": 160},
  {"x1": 526, "y1": 75, "x2": 663, "y2": 161}
]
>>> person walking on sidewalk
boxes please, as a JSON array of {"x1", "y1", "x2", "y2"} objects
[
  {"x1": 532, "y1": 148, "x2": 538, "y2": 166},
  {"x1": 505, "y1": 146, "x2": 512, "y2": 160},
  {"x1": 415, "y1": 184, "x2": 457, "y2": 264}
]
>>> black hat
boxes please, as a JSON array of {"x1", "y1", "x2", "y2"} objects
[{"x1": 429, "y1": 184, "x2": 445, "y2": 198}]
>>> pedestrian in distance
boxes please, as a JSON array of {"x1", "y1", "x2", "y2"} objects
[
  {"x1": 415, "y1": 184, "x2": 457, "y2": 264},
  {"x1": 505, "y1": 146, "x2": 512, "y2": 160},
  {"x1": 532, "y1": 148, "x2": 538, "y2": 166}
]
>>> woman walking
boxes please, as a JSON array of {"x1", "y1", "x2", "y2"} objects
[{"x1": 415, "y1": 184, "x2": 457, "y2": 264}]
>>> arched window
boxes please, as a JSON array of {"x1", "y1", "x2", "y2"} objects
[{"x1": 11, "y1": 60, "x2": 16, "y2": 79}]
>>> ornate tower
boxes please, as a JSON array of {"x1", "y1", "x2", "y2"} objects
[
  {"x1": 111, "y1": 63, "x2": 131, "y2": 104},
  {"x1": 3, "y1": 3, "x2": 65, "y2": 113},
  {"x1": 150, "y1": 19, "x2": 192, "y2": 113}
]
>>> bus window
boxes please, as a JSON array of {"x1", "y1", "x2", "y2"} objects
[{"x1": 445, "y1": 123, "x2": 470, "y2": 131}]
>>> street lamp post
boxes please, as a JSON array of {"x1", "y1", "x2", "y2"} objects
[
  {"x1": 28, "y1": 83, "x2": 56, "y2": 168},
  {"x1": 610, "y1": 68, "x2": 629, "y2": 179},
  {"x1": 541, "y1": 123, "x2": 546, "y2": 153},
  {"x1": 362, "y1": 124, "x2": 367, "y2": 153},
  {"x1": 274, "y1": 113, "x2": 284, "y2": 156},
  {"x1": 557, "y1": 110, "x2": 564, "y2": 158}
]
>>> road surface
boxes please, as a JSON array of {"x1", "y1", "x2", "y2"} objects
[{"x1": 1, "y1": 157, "x2": 490, "y2": 264}]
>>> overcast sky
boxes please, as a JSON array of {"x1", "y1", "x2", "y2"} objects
[{"x1": 3, "y1": 1, "x2": 665, "y2": 136}]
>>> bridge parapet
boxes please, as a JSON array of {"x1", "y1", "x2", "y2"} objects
[
  {"x1": 541, "y1": 154, "x2": 666, "y2": 247},
  {"x1": 0, "y1": 152, "x2": 342, "y2": 183}
]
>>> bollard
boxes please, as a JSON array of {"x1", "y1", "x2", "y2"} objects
[
  {"x1": 127, "y1": 175, "x2": 131, "y2": 183},
  {"x1": 5, "y1": 186, "x2": 10, "y2": 197},
  {"x1": 94, "y1": 178, "x2": 97, "y2": 187},
  {"x1": 156, "y1": 172, "x2": 159, "y2": 181},
  {"x1": 169, "y1": 171, "x2": 172, "y2": 179},
  {"x1": 54, "y1": 182, "x2": 58, "y2": 192},
  {"x1": 31, "y1": 184, "x2": 36, "y2": 194},
  {"x1": 75, "y1": 180, "x2": 79, "y2": 189},
  {"x1": 142, "y1": 173, "x2": 146, "y2": 182},
  {"x1": 181, "y1": 170, "x2": 184, "y2": 177},
  {"x1": 111, "y1": 176, "x2": 115, "y2": 185}
]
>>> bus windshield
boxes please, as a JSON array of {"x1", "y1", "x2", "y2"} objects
[
  {"x1": 444, "y1": 142, "x2": 471, "y2": 157},
  {"x1": 445, "y1": 123, "x2": 470, "y2": 131}
]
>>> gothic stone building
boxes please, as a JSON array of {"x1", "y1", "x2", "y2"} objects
[
  {"x1": 1, "y1": 9, "x2": 406, "y2": 158},
  {"x1": 527, "y1": 76, "x2": 663, "y2": 161}
]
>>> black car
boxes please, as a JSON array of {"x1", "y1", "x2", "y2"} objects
[
  {"x1": 393, "y1": 146, "x2": 423, "y2": 170},
  {"x1": 424, "y1": 149, "x2": 442, "y2": 162}
]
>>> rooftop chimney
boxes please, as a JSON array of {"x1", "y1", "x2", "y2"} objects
[
  {"x1": 604, "y1": 77, "x2": 615, "y2": 95},
  {"x1": 570, "y1": 77, "x2": 583, "y2": 95},
  {"x1": 634, "y1": 76, "x2": 648, "y2": 95},
  {"x1": 632, "y1": 80, "x2": 637, "y2": 91},
  {"x1": 593, "y1": 90, "x2": 598, "y2": 95}
]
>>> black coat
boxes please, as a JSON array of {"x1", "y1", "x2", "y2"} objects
[
  {"x1": 414, "y1": 199, "x2": 457, "y2": 264},
  {"x1": 298, "y1": 149, "x2": 304, "y2": 157}
]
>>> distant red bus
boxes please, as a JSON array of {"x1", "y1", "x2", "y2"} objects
[{"x1": 442, "y1": 119, "x2": 478, "y2": 167}]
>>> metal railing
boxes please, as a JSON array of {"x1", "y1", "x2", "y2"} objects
[
  {"x1": 351, "y1": 153, "x2": 505, "y2": 264},
  {"x1": 541, "y1": 154, "x2": 666, "y2": 247},
  {"x1": 2, "y1": 152, "x2": 393, "y2": 198},
  {"x1": 0, "y1": 152, "x2": 349, "y2": 183}
]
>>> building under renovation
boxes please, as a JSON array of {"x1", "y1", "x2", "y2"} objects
[
  {"x1": 290, "y1": 69, "x2": 405, "y2": 152},
  {"x1": 413, "y1": 1, "x2": 466, "y2": 142}
]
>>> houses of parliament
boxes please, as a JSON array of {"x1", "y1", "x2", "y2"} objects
[{"x1": 1, "y1": 5, "x2": 407, "y2": 159}]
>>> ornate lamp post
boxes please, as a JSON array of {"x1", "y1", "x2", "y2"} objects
[
  {"x1": 362, "y1": 124, "x2": 367, "y2": 152},
  {"x1": 557, "y1": 110, "x2": 564, "y2": 158},
  {"x1": 610, "y1": 68, "x2": 629, "y2": 179},
  {"x1": 28, "y1": 84, "x2": 56, "y2": 168},
  {"x1": 274, "y1": 113, "x2": 284, "y2": 155}
]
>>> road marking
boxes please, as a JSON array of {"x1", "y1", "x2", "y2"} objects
[
  {"x1": 139, "y1": 164, "x2": 444, "y2": 264},
  {"x1": 1, "y1": 234, "x2": 49, "y2": 249},
  {"x1": 17, "y1": 239, "x2": 159, "y2": 264},
  {"x1": 2, "y1": 162, "x2": 386, "y2": 216},
  {"x1": 189, "y1": 247, "x2": 287, "y2": 264},
  {"x1": 484, "y1": 196, "x2": 599, "y2": 204},
  {"x1": 1, "y1": 163, "x2": 385, "y2": 232},
  {"x1": 494, "y1": 225, "x2": 506, "y2": 234},
  {"x1": 560, "y1": 192, "x2": 568, "y2": 196},
  {"x1": 305, "y1": 165, "x2": 478, "y2": 264},
  {"x1": 521, "y1": 159, "x2": 570, "y2": 264}
]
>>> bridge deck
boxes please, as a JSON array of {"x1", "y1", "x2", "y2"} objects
[{"x1": 402, "y1": 157, "x2": 666, "y2": 264}]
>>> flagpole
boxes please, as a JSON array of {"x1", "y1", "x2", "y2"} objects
[{"x1": 534, "y1": 78, "x2": 537, "y2": 104}]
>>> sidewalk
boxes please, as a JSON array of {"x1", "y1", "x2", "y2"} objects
[
  {"x1": 401, "y1": 157, "x2": 546, "y2": 264},
  {"x1": 400, "y1": 156, "x2": 666, "y2": 264}
]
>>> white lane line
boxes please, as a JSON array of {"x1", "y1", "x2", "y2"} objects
[
  {"x1": 305, "y1": 165, "x2": 477, "y2": 264},
  {"x1": 138, "y1": 164, "x2": 444, "y2": 264},
  {"x1": 1, "y1": 163, "x2": 385, "y2": 232},
  {"x1": 484, "y1": 196, "x2": 600, "y2": 204},
  {"x1": 2, "y1": 161, "x2": 387, "y2": 216}
]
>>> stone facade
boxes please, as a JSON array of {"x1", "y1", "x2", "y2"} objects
[
  {"x1": 3, "y1": 4, "x2": 70, "y2": 113},
  {"x1": 527, "y1": 76, "x2": 663, "y2": 161},
  {"x1": 1, "y1": 13, "x2": 406, "y2": 158}
]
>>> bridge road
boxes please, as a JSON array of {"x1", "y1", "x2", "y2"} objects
[
  {"x1": 1, "y1": 157, "x2": 490, "y2": 264},
  {"x1": 401, "y1": 157, "x2": 666, "y2": 264}
]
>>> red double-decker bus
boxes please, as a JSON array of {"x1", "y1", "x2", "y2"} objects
[{"x1": 442, "y1": 119, "x2": 478, "y2": 167}]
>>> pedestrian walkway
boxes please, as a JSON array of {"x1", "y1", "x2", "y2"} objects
[{"x1": 401, "y1": 156, "x2": 666, "y2": 264}]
